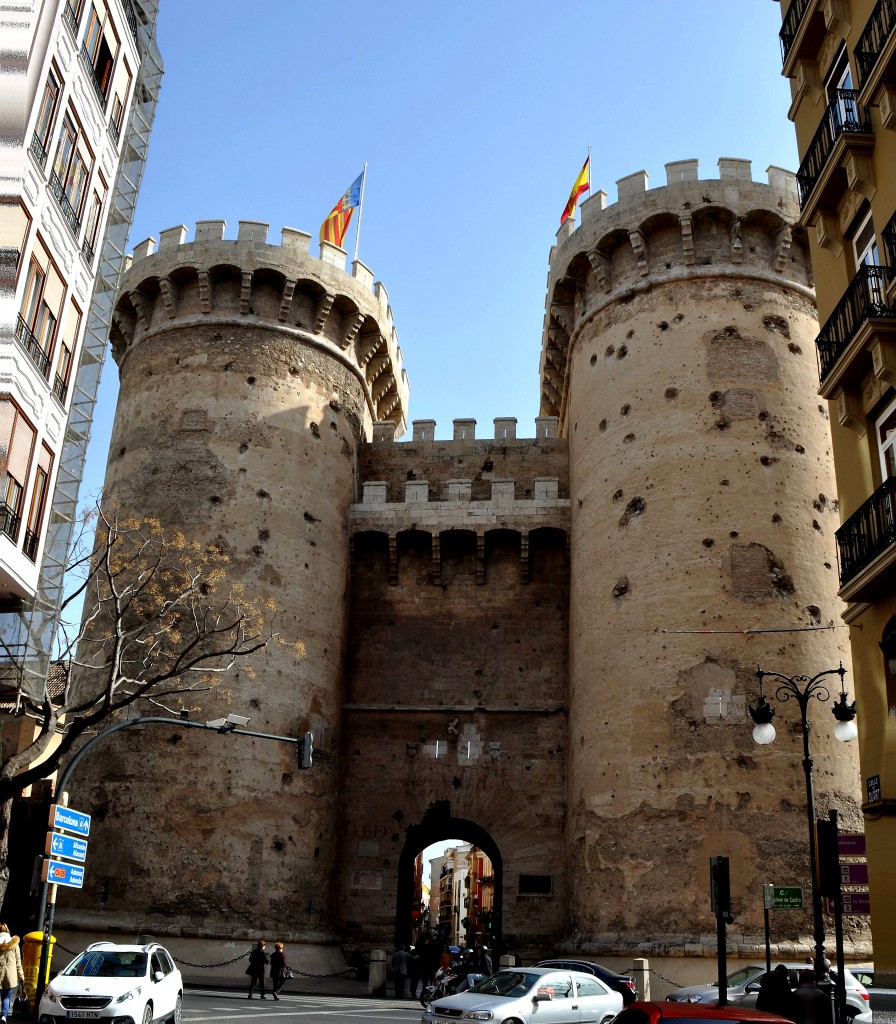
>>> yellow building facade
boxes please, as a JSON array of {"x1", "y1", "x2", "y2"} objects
[{"x1": 776, "y1": 0, "x2": 896, "y2": 983}]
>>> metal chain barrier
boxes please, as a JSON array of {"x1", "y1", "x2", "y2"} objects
[
  {"x1": 175, "y1": 950, "x2": 252, "y2": 969},
  {"x1": 649, "y1": 967, "x2": 684, "y2": 987}
]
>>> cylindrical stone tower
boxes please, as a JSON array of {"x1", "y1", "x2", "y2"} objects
[
  {"x1": 543, "y1": 159, "x2": 867, "y2": 956},
  {"x1": 63, "y1": 220, "x2": 407, "y2": 960}
]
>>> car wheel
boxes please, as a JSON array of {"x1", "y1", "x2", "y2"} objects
[
  {"x1": 170, "y1": 995, "x2": 182, "y2": 1024},
  {"x1": 142, "y1": 1003, "x2": 153, "y2": 1024}
]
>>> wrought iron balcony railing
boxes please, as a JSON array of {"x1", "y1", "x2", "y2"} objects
[
  {"x1": 883, "y1": 210, "x2": 896, "y2": 268},
  {"x1": 22, "y1": 530, "x2": 39, "y2": 563},
  {"x1": 29, "y1": 132, "x2": 48, "y2": 170},
  {"x1": 48, "y1": 170, "x2": 82, "y2": 237},
  {"x1": 816, "y1": 265, "x2": 896, "y2": 384},
  {"x1": 53, "y1": 375, "x2": 69, "y2": 405},
  {"x1": 836, "y1": 476, "x2": 896, "y2": 585},
  {"x1": 79, "y1": 47, "x2": 108, "y2": 109},
  {"x1": 856, "y1": 0, "x2": 896, "y2": 89},
  {"x1": 122, "y1": 0, "x2": 139, "y2": 43},
  {"x1": 14, "y1": 315, "x2": 52, "y2": 379},
  {"x1": 780, "y1": 0, "x2": 812, "y2": 63},
  {"x1": 81, "y1": 237, "x2": 95, "y2": 266},
  {"x1": 62, "y1": 1, "x2": 80, "y2": 37},
  {"x1": 0, "y1": 505, "x2": 21, "y2": 544},
  {"x1": 108, "y1": 116, "x2": 121, "y2": 147},
  {"x1": 796, "y1": 90, "x2": 873, "y2": 208}
]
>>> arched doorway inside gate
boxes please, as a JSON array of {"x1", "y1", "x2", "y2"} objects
[{"x1": 395, "y1": 800, "x2": 502, "y2": 950}]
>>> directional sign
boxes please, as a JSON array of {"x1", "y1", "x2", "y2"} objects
[
  {"x1": 50, "y1": 804, "x2": 90, "y2": 837},
  {"x1": 826, "y1": 893, "x2": 871, "y2": 915},
  {"x1": 45, "y1": 832, "x2": 87, "y2": 863},
  {"x1": 838, "y1": 834, "x2": 866, "y2": 857},
  {"x1": 840, "y1": 863, "x2": 869, "y2": 885},
  {"x1": 42, "y1": 859, "x2": 84, "y2": 889},
  {"x1": 771, "y1": 886, "x2": 804, "y2": 909}
]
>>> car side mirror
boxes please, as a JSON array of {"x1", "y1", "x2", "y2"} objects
[
  {"x1": 746, "y1": 983, "x2": 761, "y2": 993},
  {"x1": 534, "y1": 992, "x2": 553, "y2": 1002},
  {"x1": 153, "y1": 971, "x2": 164, "y2": 983}
]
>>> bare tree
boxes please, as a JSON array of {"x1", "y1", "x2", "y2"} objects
[{"x1": 0, "y1": 505, "x2": 301, "y2": 903}]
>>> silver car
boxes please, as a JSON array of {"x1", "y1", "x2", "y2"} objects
[
  {"x1": 421, "y1": 967, "x2": 623, "y2": 1024},
  {"x1": 665, "y1": 963, "x2": 872, "y2": 1022}
]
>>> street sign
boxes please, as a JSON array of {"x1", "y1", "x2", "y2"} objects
[
  {"x1": 867, "y1": 775, "x2": 881, "y2": 803},
  {"x1": 826, "y1": 892, "x2": 871, "y2": 915},
  {"x1": 50, "y1": 804, "x2": 90, "y2": 837},
  {"x1": 42, "y1": 859, "x2": 84, "y2": 889},
  {"x1": 840, "y1": 863, "x2": 869, "y2": 885},
  {"x1": 45, "y1": 832, "x2": 87, "y2": 863},
  {"x1": 771, "y1": 886, "x2": 804, "y2": 909},
  {"x1": 838, "y1": 834, "x2": 866, "y2": 857}
]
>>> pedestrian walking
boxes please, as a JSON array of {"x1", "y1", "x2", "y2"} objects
[
  {"x1": 392, "y1": 945, "x2": 410, "y2": 999},
  {"x1": 269, "y1": 942, "x2": 288, "y2": 1001},
  {"x1": 793, "y1": 969, "x2": 833, "y2": 1024},
  {"x1": 756, "y1": 965, "x2": 797, "y2": 1022},
  {"x1": 407, "y1": 945, "x2": 421, "y2": 999},
  {"x1": 0, "y1": 926, "x2": 23, "y2": 1024},
  {"x1": 246, "y1": 939, "x2": 269, "y2": 999}
]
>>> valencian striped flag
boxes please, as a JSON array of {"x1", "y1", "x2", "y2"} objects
[
  {"x1": 560, "y1": 156, "x2": 590, "y2": 226},
  {"x1": 320, "y1": 171, "x2": 365, "y2": 247}
]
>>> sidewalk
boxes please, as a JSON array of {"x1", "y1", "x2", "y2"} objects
[{"x1": 183, "y1": 973, "x2": 419, "y2": 1004}]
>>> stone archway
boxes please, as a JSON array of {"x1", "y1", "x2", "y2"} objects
[{"x1": 395, "y1": 800, "x2": 503, "y2": 949}]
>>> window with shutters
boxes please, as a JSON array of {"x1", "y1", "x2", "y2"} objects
[
  {"x1": 23, "y1": 446, "x2": 52, "y2": 562},
  {"x1": 81, "y1": 3, "x2": 118, "y2": 107},
  {"x1": 81, "y1": 175, "x2": 106, "y2": 265},
  {"x1": 15, "y1": 254, "x2": 62, "y2": 379},
  {"x1": 0, "y1": 400, "x2": 37, "y2": 544},
  {"x1": 30, "y1": 67, "x2": 61, "y2": 170},
  {"x1": 51, "y1": 114, "x2": 93, "y2": 235}
]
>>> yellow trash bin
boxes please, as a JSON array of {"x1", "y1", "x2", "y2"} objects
[{"x1": 22, "y1": 931, "x2": 55, "y2": 1006}]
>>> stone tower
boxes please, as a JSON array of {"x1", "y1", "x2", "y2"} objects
[
  {"x1": 64, "y1": 220, "x2": 407, "y2": 946},
  {"x1": 542, "y1": 159, "x2": 864, "y2": 951}
]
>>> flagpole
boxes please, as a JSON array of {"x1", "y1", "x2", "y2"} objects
[
  {"x1": 588, "y1": 145, "x2": 592, "y2": 193},
  {"x1": 353, "y1": 162, "x2": 368, "y2": 264}
]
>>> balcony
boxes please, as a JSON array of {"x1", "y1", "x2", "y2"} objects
[
  {"x1": 48, "y1": 170, "x2": 82, "y2": 237},
  {"x1": 62, "y1": 1, "x2": 80, "y2": 38},
  {"x1": 108, "y1": 115, "x2": 121, "y2": 148},
  {"x1": 53, "y1": 375, "x2": 69, "y2": 405},
  {"x1": 22, "y1": 531, "x2": 39, "y2": 563},
  {"x1": 856, "y1": 0, "x2": 896, "y2": 101},
  {"x1": 0, "y1": 506, "x2": 21, "y2": 544},
  {"x1": 780, "y1": 0, "x2": 812, "y2": 62},
  {"x1": 79, "y1": 47, "x2": 109, "y2": 110},
  {"x1": 29, "y1": 132, "x2": 48, "y2": 171},
  {"x1": 14, "y1": 315, "x2": 52, "y2": 380},
  {"x1": 796, "y1": 91, "x2": 874, "y2": 216},
  {"x1": 815, "y1": 265, "x2": 896, "y2": 395},
  {"x1": 122, "y1": 0, "x2": 139, "y2": 44},
  {"x1": 780, "y1": 0, "x2": 828, "y2": 77},
  {"x1": 836, "y1": 476, "x2": 896, "y2": 599},
  {"x1": 81, "y1": 237, "x2": 95, "y2": 266}
]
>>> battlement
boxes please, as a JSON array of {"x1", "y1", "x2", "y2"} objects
[
  {"x1": 540, "y1": 157, "x2": 813, "y2": 422},
  {"x1": 112, "y1": 219, "x2": 409, "y2": 433},
  {"x1": 369, "y1": 415, "x2": 559, "y2": 443}
]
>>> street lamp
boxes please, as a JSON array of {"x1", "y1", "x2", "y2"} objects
[{"x1": 748, "y1": 664, "x2": 857, "y2": 981}]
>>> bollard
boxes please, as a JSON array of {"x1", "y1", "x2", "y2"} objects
[
  {"x1": 23, "y1": 931, "x2": 55, "y2": 1006},
  {"x1": 368, "y1": 949, "x2": 386, "y2": 997},
  {"x1": 633, "y1": 957, "x2": 650, "y2": 1001}
]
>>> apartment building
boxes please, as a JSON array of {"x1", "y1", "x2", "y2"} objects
[
  {"x1": 775, "y1": 0, "x2": 896, "y2": 982},
  {"x1": 0, "y1": 0, "x2": 161, "y2": 697}
]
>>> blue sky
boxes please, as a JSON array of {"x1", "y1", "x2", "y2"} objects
[{"x1": 79, "y1": 1, "x2": 798, "y2": 500}]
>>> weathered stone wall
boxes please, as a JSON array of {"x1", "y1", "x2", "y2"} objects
[
  {"x1": 61, "y1": 223, "x2": 407, "y2": 949},
  {"x1": 338, "y1": 434, "x2": 570, "y2": 953},
  {"x1": 543, "y1": 160, "x2": 868, "y2": 955}
]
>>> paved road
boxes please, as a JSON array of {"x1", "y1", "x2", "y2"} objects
[{"x1": 183, "y1": 988, "x2": 421, "y2": 1024}]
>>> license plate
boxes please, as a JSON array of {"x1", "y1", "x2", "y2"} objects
[
  {"x1": 434, "y1": 1019, "x2": 454, "y2": 1024},
  {"x1": 67, "y1": 1012, "x2": 102, "y2": 1019}
]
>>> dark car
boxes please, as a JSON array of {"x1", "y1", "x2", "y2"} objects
[
  {"x1": 535, "y1": 959, "x2": 638, "y2": 1005},
  {"x1": 614, "y1": 1001, "x2": 794, "y2": 1024}
]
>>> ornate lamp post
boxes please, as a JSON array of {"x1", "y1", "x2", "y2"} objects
[{"x1": 748, "y1": 664, "x2": 857, "y2": 980}]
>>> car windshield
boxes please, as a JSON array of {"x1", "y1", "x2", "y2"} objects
[
  {"x1": 63, "y1": 951, "x2": 148, "y2": 978},
  {"x1": 470, "y1": 971, "x2": 542, "y2": 997},
  {"x1": 725, "y1": 967, "x2": 762, "y2": 987}
]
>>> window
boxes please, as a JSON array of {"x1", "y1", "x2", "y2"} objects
[
  {"x1": 825, "y1": 47, "x2": 857, "y2": 134},
  {"x1": 0, "y1": 400, "x2": 37, "y2": 543},
  {"x1": 876, "y1": 394, "x2": 896, "y2": 481},
  {"x1": 853, "y1": 211, "x2": 880, "y2": 269},
  {"x1": 81, "y1": 177, "x2": 105, "y2": 263},
  {"x1": 574, "y1": 977, "x2": 607, "y2": 998},
  {"x1": 15, "y1": 258, "x2": 58, "y2": 378},
  {"x1": 63, "y1": 0, "x2": 85, "y2": 36},
  {"x1": 55, "y1": 343, "x2": 73, "y2": 405},
  {"x1": 518, "y1": 874, "x2": 552, "y2": 895},
  {"x1": 51, "y1": 114, "x2": 92, "y2": 233},
  {"x1": 23, "y1": 446, "x2": 52, "y2": 562},
  {"x1": 30, "y1": 69, "x2": 60, "y2": 169},
  {"x1": 81, "y1": 4, "x2": 118, "y2": 105}
]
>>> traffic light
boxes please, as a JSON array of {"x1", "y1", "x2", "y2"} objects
[
  {"x1": 710, "y1": 856, "x2": 732, "y2": 920},
  {"x1": 297, "y1": 730, "x2": 313, "y2": 769},
  {"x1": 815, "y1": 817, "x2": 840, "y2": 897}
]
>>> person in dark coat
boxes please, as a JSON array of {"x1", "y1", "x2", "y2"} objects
[
  {"x1": 793, "y1": 969, "x2": 833, "y2": 1024},
  {"x1": 756, "y1": 965, "x2": 798, "y2": 1022},
  {"x1": 407, "y1": 946, "x2": 421, "y2": 999},
  {"x1": 247, "y1": 939, "x2": 269, "y2": 999},
  {"x1": 269, "y1": 942, "x2": 287, "y2": 1001}
]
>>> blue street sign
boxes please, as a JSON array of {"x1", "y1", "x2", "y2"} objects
[
  {"x1": 47, "y1": 832, "x2": 87, "y2": 863},
  {"x1": 45, "y1": 859, "x2": 84, "y2": 889},
  {"x1": 51, "y1": 804, "x2": 90, "y2": 837}
]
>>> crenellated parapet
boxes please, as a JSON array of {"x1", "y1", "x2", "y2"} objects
[
  {"x1": 110, "y1": 219, "x2": 409, "y2": 434},
  {"x1": 539, "y1": 158, "x2": 814, "y2": 421}
]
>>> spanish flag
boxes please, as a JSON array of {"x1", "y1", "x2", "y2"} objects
[
  {"x1": 320, "y1": 171, "x2": 364, "y2": 247},
  {"x1": 560, "y1": 156, "x2": 590, "y2": 226}
]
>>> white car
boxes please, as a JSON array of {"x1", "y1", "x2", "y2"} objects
[
  {"x1": 422, "y1": 966, "x2": 623, "y2": 1024},
  {"x1": 39, "y1": 942, "x2": 183, "y2": 1024}
]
